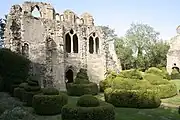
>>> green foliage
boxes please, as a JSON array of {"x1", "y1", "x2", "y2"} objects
[
  {"x1": 132, "y1": 80, "x2": 153, "y2": 90},
  {"x1": 32, "y1": 92, "x2": 68, "y2": 115},
  {"x1": 61, "y1": 101, "x2": 115, "y2": 120},
  {"x1": 77, "y1": 95, "x2": 100, "y2": 107},
  {"x1": 143, "y1": 73, "x2": 169, "y2": 85},
  {"x1": 23, "y1": 75, "x2": 41, "y2": 106},
  {"x1": 0, "y1": 48, "x2": 30, "y2": 92},
  {"x1": 104, "y1": 88, "x2": 161, "y2": 108},
  {"x1": 74, "y1": 68, "x2": 89, "y2": 84},
  {"x1": 119, "y1": 69, "x2": 143, "y2": 79},
  {"x1": 42, "y1": 87, "x2": 59, "y2": 95},
  {"x1": 154, "y1": 83, "x2": 177, "y2": 98},
  {"x1": 66, "y1": 82, "x2": 98, "y2": 96},
  {"x1": 0, "y1": 75, "x2": 4, "y2": 91},
  {"x1": 14, "y1": 83, "x2": 27, "y2": 101},
  {"x1": 171, "y1": 69, "x2": 180, "y2": 79}
]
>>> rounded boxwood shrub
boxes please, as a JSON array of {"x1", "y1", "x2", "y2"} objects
[
  {"x1": 154, "y1": 83, "x2": 177, "y2": 98},
  {"x1": 42, "y1": 87, "x2": 59, "y2": 95},
  {"x1": 23, "y1": 75, "x2": 41, "y2": 106},
  {"x1": 14, "y1": 83, "x2": 28, "y2": 101},
  {"x1": 118, "y1": 69, "x2": 143, "y2": 80},
  {"x1": 104, "y1": 88, "x2": 161, "y2": 108},
  {"x1": 77, "y1": 95, "x2": 100, "y2": 107},
  {"x1": 66, "y1": 68, "x2": 98, "y2": 96},
  {"x1": 32, "y1": 87, "x2": 68, "y2": 115},
  {"x1": 61, "y1": 96, "x2": 115, "y2": 120},
  {"x1": 67, "y1": 82, "x2": 98, "y2": 96},
  {"x1": 171, "y1": 69, "x2": 180, "y2": 80}
]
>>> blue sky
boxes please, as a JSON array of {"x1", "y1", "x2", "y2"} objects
[{"x1": 0, "y1": 0, "x2": 180, "y2": 40}]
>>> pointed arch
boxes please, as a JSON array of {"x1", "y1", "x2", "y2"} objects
[
  {"x1": 89, "y1": 36, "x2": 94, "y2": 54},
  {"x1": 65, "y1": 33, "x2": 71, "y2": 53},
  {"x1": 73, "y1": 34, "x2": 78, "y2": 53},
  {"x1": 95, "y1": 37, "x2": 99, "y2": 54},
  {"x1": 31, "y1": 5, "x2": 41, "y2": 18}
]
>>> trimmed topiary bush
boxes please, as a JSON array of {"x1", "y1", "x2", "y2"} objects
[
  {"x1": 0, "y1": 48, "x2": 30, "y2": 93},
  {"x1": 154, "y1": 83, "x2": 177, "y2": 98},
  {"x1": 118, "y1": 69, "x2": 143, "y2": 80},
  {"x1": 32, "y1": 87, "x2": 68, "y2": 115},
  {"x1": 171, "y1": 69, "x2": 180, "y2": 80},
  {"x1": 77, "y1": 95, "x2": 100, "y2": 107},
  {"x1": 23, "y1": 75, "x2": 41, "y2": 106},
  {"x1": 66, "y1": 68, "x2": 98, "y2": 96},
  {"x1": 0, "y1": 75, "x2": 4, "y2": 91},
  {"x1": 61, "y1": 95, "x2": 115, "y2": 120},
  {"x1": 14, "y1": 82, "x2": 28, "y2": 101},
  {"x1": 67, "y1": 82, "x2": 98, "y2": 96},
  {"x1": 104, "y1": 88, "x2": 161, "y2": 108}
]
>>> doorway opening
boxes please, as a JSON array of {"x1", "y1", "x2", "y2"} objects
[{"x1": 65, "y1": 69, "x2": 74, "y2": 83}]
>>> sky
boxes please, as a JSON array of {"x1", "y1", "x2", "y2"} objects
[{"x1": 0, "y1": 0, "x2": 180, "y2": 40}]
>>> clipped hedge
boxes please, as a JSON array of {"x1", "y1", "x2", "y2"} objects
[
  {"x1": 61, "y1": 96, "x2": 115, "y2": 120},
  {"x1": 104, "y1": 88, "x2": 161, "y2": 108},
  {"x1": 118, "y1": 69, "x2": 143, "y2": 80},
  {"x1": 77, "y1": 95, "x2": 100, "y2": 107},
  {"x1": 67, "y1": 82, "x2": 98, "y2": 96},
  {"x1": 0, "y1": 75, "x2": 4, "y2": 91},
  {"x1": 154, "y1": 83, "x2": 177, "y2": 99},
  {"x1": 67, "y1": 68, "x2": 98, "y2": 96},
  {"x1": 14, "y1": 82, "x2": 28, "y2": 100},
  {"x1": 143, "y1": 73, "x2": 169, "y2": 85},
  {"x1": 32, "y1": 88, "x2": 68, "y2": 115},
  {"x1": 171, "y1": 69, "x2": 180, "y2": 80},
  {"x1": 23, "y1": 75, "x2": 41, "y2": 106},
  {"x1": 0, "y1": 48, "x2": 30, "y2": 92}
]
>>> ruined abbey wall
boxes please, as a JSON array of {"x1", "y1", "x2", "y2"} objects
[{"x1": 4, "y1": 1, "x2": 121, "y2": 90}]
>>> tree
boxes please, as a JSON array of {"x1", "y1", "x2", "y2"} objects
[
  {"x1": 125, "y1": 23, "x2": 160, "y2": 69},
  {"x1": 98, "y1": 25, "x2": 117, "y2": 39},
  {"x1": 0, "y1": 15, "x2": 7, "y2": 48}
]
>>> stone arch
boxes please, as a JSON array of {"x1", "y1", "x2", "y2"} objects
[
  {"x1": 89, "y1": 36, "x2": 94, "y2": 54},
  {"x1": 22, "y1": 43, "x2": 29, "y2": 57},
  {"x1": 31, "y1": 5, "x2": 41, "y2": 18},
  {"x1": 55, "y1": 13, "x2": 60, "y2": 21},
  {"x1": 65, "y1": 33, "x2": 71, "y2": 53},
  {"x1": 95, "y1": 37, "x2": 99, "y2": 54},
  {"x1": 172, "y1": 63, "x2": 180, "y2": 72},
  {"x1": 73, "y1": 34, "x2": 78, "y2": 53}
]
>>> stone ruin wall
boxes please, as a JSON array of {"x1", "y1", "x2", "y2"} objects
[{"x1": 4, "y1": 1, "x2": 121, "y2": 90}]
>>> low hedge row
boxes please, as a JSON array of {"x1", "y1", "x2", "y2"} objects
[
  {"x1": 66, "y1": 82, "x2": 98, "y2": 96},
  {"x1": 61, "y1": 95, "x2": 115, "y2": 120},
  {"x1": 104, "y1": 88, "x2": 161, "y2": 108},
  {"x1": 14, "y1": 83, "x2": 27, "y2": 101},
  {"x1": 32, "y1": 88, "x2": 68, "y2": 115}
]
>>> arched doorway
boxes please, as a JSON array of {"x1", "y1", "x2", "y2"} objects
[{"x1": 65, "y1": 69, "x2": 74, "y2": 83}]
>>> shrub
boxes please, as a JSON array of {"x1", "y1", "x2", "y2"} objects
[
  {"x1": 104, "y1": 88, "x2": 161, "y2": 108},
  {"x1": 118, "y1": 69, "x2": 143, "y2": 80},
  {"x1": 62, "y1": 101, "x2": 115, "y2": 120},
  {"x1": 77, "y1": 95, "x2": 100, "y2": 107},
  {"x1": 67, "y1": 68, "x2": 98, "y2": 96},
  {"x1": 67, "y1": 82, "x2": 98, "y2": 96},
  {"x1": 23, "y1": 75, "x2": 41, "y2": 106},
  {"x1": 32, "y1": 90, "x2": 68, "y2": 115},
  {"x1": 132, "y1": 80, "x2": 153, "y2": 90},
  {"x1": 14, "y1": 83, "x2": 27, "y2": 101},
  {"x1": 42, "y1": 87, "x2": 59, "y2": 95},
  {"x1": 154, "y1": 83, "x2": 177, "y2": 98},
  {"x1": 0, "y1": 48, "x2": 30, "y2": 92},
  {"x1": 143, "y1": 73, "x2": 169, "y2": 85},
  {"x1": 171, "y1": 69, "x2": 180, "y2": 79},
  {"x1": 99, "y1": 79, "x2": 112, "y2": 92},
  {"x1": 0, "y1": 75, "x2": 4, "y2": 91},
  {"x1": 145, "y1": 67, "x2": 171, "y2": 80}
]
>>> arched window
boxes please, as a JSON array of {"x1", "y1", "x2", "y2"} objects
[
  {"x1": 55, "y1": 14, "x2": 60, "y2": 21},
  {"x1": 73, "y1": 34, "x2": 78, "y2": 53},
  {"x1": 95, "y1": 37, "x2": 99, "y2": 54},
  {"x1": 65, "y1": 33, "x2": 71, "y2": 53},
  {"x1": 89, "y1": 36, "x2": 94, "y2": 54},
  {"x1": 31, "y1": 5, "x2": 41, "y2": 18},
  {"x1": 22, "y1": 43, "x2": 29, "y2": 57},
  {"x1": 65, "y1": 69, "x2": 74, "y2": 83}
]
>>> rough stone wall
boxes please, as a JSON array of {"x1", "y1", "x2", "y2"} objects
[
  {"x1": 4, "y1": 1, "x2": 121, "y2": 90},
  {"x1": 167, "y1": 31, "x2": 180, "y2": 74}
]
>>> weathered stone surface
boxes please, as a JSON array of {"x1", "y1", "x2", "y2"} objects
[
  {"x1": 167, "y1": 27, "x2": 180, "y2": 74},
  {"x1": 4, "y1": 1, "x2": 121, "y2": 90}
]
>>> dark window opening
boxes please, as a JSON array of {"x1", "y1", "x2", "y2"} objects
[
  {"x1": 89, "y1": 36, "x2": 94, "y2": 54},
  {"x1": 22, "y1": 43, "x2": 29, "y2": 57},
  {"x1": 95, "y1": 37, "x2": 99, "y2": 54},
  {"x1": 73, "y1": 34, "x2": 78, "y2": 53},
  {"x1": 65, "y1": 33, "x2": 71, "y2": 53},
  {"x1": 65, "y1": 69, "x2": 73, "y2": 83},
  {"x1": 172, "y1": 63, "x2": 179, "y2": 72},
  {"x1": 31, "y1": 5, "x2": 41, "y2": 18},
  {"x1": 70, "y1": 29, "x2": 74, "y2": 34},
  {"x1": 93, "y1": 32, "x2": 96, "y2": 37}
]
